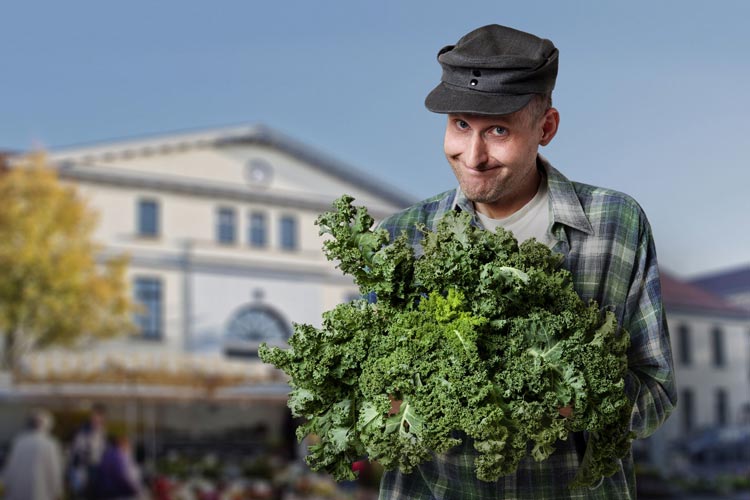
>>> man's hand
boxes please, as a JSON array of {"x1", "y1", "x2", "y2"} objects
[
  {"x1": 389, "y1": 396, "x2": 402, "y2": 416},
  {"x1": 558, "y1": 405, "x2": 573, "y2": 418}
]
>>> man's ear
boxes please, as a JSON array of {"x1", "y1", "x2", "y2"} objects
[{"x1": 539, "y1": 107, "x2": 560, "y2": 146}]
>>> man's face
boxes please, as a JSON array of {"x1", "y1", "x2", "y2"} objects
[{"x1": 444, "y1": 107, "x2": 553, "y2": 218}]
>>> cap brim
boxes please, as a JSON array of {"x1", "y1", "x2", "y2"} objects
[{"x1": 424, "y1": 82, "x2": 534, "y2": 115}]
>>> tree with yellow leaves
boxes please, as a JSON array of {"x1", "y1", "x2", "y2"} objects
[{"x1": 0, "y1": 153, "x2": 136, "y2": 372}]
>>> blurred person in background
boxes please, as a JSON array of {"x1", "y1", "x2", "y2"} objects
[
  {"x1": 1, "y1": 408, "x2": 64, "y2": 500},
  {"x1": 68, "y1": 403, "x2": 108, "y2": 499},
  {"x1": 92, "y1": 433, "x2": 144, "y2": 500}
]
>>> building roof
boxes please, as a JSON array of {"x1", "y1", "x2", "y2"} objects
[
  {"x1": 689, "y1": 264, "x2": 750, "y2": 296},
  {"x1": 43, "y1": 124, "x2": 417, "y2": 209},
  {"x1": 661, "y1": 271, "x2": 749, "y2": 319}
]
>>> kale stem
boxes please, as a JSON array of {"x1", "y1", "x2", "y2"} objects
[{"x1": 453, "y1": 329, "x2": 471, "y2": 355}]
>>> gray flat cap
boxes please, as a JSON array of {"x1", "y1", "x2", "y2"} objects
[{"x1": 425, "y1": 24, "x2": 558, "y2": 115}]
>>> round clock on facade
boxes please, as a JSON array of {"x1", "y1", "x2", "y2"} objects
[{"x1": 245, "y1": 158, "x2": 273, "y2": 187}]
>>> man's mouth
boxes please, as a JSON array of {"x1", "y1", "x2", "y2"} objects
[{"x1": 466, "y1": 165, "x2": 500, "y2": 174}]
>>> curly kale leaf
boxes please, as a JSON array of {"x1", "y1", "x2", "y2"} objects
[
  {"x1": 259, "y1": 300, "x2": 387, "y2": 480},
  {"x1": 356, "y1": 398, "x2": 435, "y2": 474},
  {"x1": 316, "y1": 195, "x2": 416, "y2": 306},
  {"x1": 316, "y1": 194, "x2": 388, "y2": 278},
  {"x1": 357, "y1": 290, "x2": 489, "y2": 471},
  {"x1": 262, "y1": 195, "x2": 634, "y2": 488},
  {"x1": 296, "y1": 396, "x2": 363, "y2": 481}
]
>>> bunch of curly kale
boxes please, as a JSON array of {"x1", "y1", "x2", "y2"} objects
[{"x1": 259, "y1": 195, "x2": 634, "y2": 489}]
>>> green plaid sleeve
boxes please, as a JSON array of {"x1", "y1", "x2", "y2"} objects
[
  {"x1": 550, "y1": 176, "x2": 677, "y2": 440},
  {"x1": 376, "y1": 189, "x2": 459, "y2": 251}
]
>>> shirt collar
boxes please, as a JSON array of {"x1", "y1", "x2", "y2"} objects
[
  {"x1": 539, "y1": 155, "x2": 594, "y2": 235},
  {"x1": 451, "y1": 154, "x2": 594, "y2": 236}
]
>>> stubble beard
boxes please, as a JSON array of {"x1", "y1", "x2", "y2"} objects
[
  {"x1": 449, "y1": 156, "x2": 541, "y2": 209},
  {"x1": 450, "y1": 161, "x2": 508, "y2": 205},
  {"x1": 460, "y1": 180, "x2": 507, "y2": 205}
]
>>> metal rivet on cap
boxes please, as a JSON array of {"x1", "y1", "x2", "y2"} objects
[
  {"x1": 473, "y1": 70, "x2": 481, "y2": 77},
  {"x1": 470, "y1": 79, "x2": 478, "y2": 86}
]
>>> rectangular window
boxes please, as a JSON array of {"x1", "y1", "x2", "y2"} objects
[
  {"x1": 137, "y1": 199, "x2": 159, "y2": 237},
  {"x1": 248, "y1": 211, "x2": 267, "y2": 248},
  {"x1": 216, "y1": 207, "x2": 237, "y2": 244},
  {"x1": 280, "y1": 215, "x2": 298, "y2": 250},
  {"x1": 712, "y1": 327, "x2": 725, "y2": 367},
  {"x1": 678, "y1": 324, "x2": 691, "y2": 366},
  {"x1": 681, "y1": 388, "x2": 694, "y2": 433},
  {"x1": 134, "y1": 277, "x2": 163, "y2": 340},
  {"x1": 716, "y1": 388, "x2": 729, "y2": 426}
]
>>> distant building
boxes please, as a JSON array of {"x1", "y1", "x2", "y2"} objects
[
  {"x1": 642, "y1": 271, "x2": 750, "y2": 474},
  {"x1": 48, "y1": 124, "x2": 411, "y2": 357},
  {"x1": 0, "y1": 125, "x2": 413, "y2": 449},
  {"x1": 690, "y1": 265, "x2": 750, "y2": 312}
]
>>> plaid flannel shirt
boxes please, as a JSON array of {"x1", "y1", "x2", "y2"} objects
[{"x1": 376, "y1": 156, "x2": 677, "y2": 500}]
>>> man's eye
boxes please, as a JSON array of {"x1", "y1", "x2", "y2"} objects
[
  {"x1": 491, "y1": 126, "x2": 507, "y2": 135},
  {"x1": 456, "y1": 120, "x2": 469, "y2": 129}
]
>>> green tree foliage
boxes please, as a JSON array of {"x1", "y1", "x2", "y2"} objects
[{"x1": 0, "y1": 153, "x2": 136, "y2": 371}]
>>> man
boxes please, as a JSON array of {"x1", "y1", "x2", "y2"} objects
[
  {"x1": 93, "y1": 434, "x2": 143, "y2": 499},
  {"x1": 377, "y1": 24, "x2": 676, "y2": 499},
  {"x1": 68, "y1": 403, "x2": 107, "y2": 499},
  {"x1": 2, "y1": 409, "x2": 64, "y2": 500}
]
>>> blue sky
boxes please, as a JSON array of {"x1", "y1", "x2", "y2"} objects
[{"x1": 2, "y1": 1, "x2": 748, "y2": 277}]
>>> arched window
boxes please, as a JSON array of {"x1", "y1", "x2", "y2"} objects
[{"x1": 223, "y1": 304, "x2": 292, "y2": 357}]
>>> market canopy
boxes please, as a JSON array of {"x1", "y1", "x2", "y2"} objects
[{"x1": 9, "y1": 349, "x2": 289, "y2": 402}]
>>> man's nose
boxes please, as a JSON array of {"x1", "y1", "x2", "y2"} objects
[{"x1": 466, "y1": 134, "x2": 489, "y2": 168}]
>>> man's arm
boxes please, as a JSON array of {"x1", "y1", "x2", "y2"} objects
[{"x1": 622, "y1": 223, "x2": 677, "y2": 439}]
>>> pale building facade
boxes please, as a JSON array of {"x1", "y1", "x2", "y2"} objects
[
  {"x1": 48, "y1": 125, "x2": 412, "y2": 358},
  {"x1": 0, "y1": 125, "x2": 413, "y2": 447},
  {"x1": 669, "y1": 317, "x2": 750, "y2": 432},
  {"x1": 643, "y1": 272, "x2": 750, "y2": 474}
]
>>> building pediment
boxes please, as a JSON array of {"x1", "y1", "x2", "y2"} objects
[{"x1": 48, "y1": 124, "x2": 414, "y2": 216}]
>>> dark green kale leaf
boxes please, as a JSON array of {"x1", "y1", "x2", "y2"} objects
[
  {"x1": 259, "y1": 299, "x2": 387, "y2": 480},
  {"x1": 260, "y1": 195, "x2": 634, "y2": 489},
  {"x1": 356, "y1": 289, "x2": 489, "y2": 472},
  {"x1": 316, "y1": 194, "x2": 416, "y2": 306}
]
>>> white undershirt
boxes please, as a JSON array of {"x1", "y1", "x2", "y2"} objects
[{"x1": 475, "y1": 177, "x2": 555, "y2": 248}]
